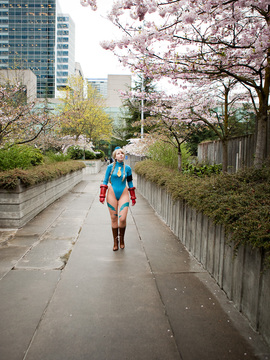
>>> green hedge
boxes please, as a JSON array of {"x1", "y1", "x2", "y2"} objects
[
  {"x1": 0, "y1": 145, "x2": 44, "y2": 171},
  {"x1": 0, "y1": 160, "x2": 85, "y2": 189},
  {"x1": 135, "y1": 159, "x2": 270, "y2": 266}
]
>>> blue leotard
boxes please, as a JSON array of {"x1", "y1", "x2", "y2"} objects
[{"x1": 103, "y1": 161, "x2": 134, "y2": 200}]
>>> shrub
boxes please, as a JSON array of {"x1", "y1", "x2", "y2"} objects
[
  {"x1": 135, "y1": 159, "x2": 270, "y2": 267},
  {"x1": 0, "y1": 160, "x2": 85, "y2": 189},
  {"x1": 44, "y1": 151, "x2": 71, "y2": 163},
  {"x1": 183, "y1": 163, "x2": 222, "y2": 177},
  {"x1": 147, "y1": 141, "x2": 191, "y2": 170},
  {"x1": 0, "y1": 145, "x2": 44, "y2": 171},
  {"x1": 84, "y1": 150, "x2": 96, "y2": 160},
  {"x1": 67, "y1": 146, "x2": 84, "y2": 160},
  {"x1": 95, "y1": 149, "x2": 105, "y2": 159}
]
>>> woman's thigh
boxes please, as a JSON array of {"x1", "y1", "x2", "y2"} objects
[
  {"x1": 118, "y1": 187, "x2": 130, "y2": 223},
  {"x1": 107, "y1": 187, "x2": 118, "y2": 223}
]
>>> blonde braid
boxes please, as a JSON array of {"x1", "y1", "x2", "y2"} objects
[
  {"x1": 108, "y1": 161, "x2": 116, "y2": 183},
  {"x1": 122, "y1": 162, "x2": 126, "y2": 182}
]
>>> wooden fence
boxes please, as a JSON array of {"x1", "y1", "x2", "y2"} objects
[
  {"x1": 198, "y1": 135, "x2": 256, "y2": 172},
  {"x1": 198, "y1": 117, "x2": 270, "y2": 172}
]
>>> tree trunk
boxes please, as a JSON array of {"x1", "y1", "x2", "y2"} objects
[
  {"x1": 254, "y1": 54, "x2": 269, "y2": 168},
  {"x1": 254, "y1": 106, "x2": 268, "y2": 169},
  {"x1": 222, "y1": 139, "x2": 228, "y2": 173},
  {"x1": 178, "y1": 151, "x2": 182, "y2": 172}
]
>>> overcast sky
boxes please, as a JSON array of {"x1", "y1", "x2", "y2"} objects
[{"x1": 57, "y1": 0, "x2": 130, "y2": 79}]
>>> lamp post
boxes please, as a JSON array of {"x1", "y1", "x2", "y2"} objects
[{"x1": 141, "y1": 75, "x2": 144, "y2": 138}]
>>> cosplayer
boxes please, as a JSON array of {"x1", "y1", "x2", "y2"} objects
[{"x1": 99, "y1": 147, "x2": 136, "y2": 251}]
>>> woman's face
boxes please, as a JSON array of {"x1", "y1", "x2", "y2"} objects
[{"x1": 115, "y1": 150, "x2": 125, "y2": 162}]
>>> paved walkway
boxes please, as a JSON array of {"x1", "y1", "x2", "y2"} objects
[{"x1": 0, "y1": 167, "x2": 269, "y2": 360}]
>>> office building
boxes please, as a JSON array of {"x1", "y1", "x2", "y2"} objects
[
  {"x1": 0, "y1": 0, "x2": 77, "y2": 100},
  {"x1": 0, "y1": 0, "x2": 58, "y2": 98},
  {"x1": 87, "y1": 75, "x2": 131, "y2": 125},
  {"x1": 87, "y1": 77, "x2": 108, "y2": 98},
  {"x1": 0, "y1": 69, "x2": 36, "y2": 102},
  {"x1": 56, "y1": 13, "x2": 75, "y2": 93}
]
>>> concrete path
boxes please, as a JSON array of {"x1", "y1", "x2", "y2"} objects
[{"x1": 0, "y1": 167, "x2": 269, "y2": 360}]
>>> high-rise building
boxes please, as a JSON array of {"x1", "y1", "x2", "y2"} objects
[
  {"x1": 56, "y1": 13, "x2": 75, "y2": 93},
  {"x1": 87, "y1": 74, "x2": 131, "y2": 126},
  {"x1": 87, "y1": 78, "x2": 108, "y2": 98},
  {"x1": 0, "y1": 0, "x2": 57, "y2": 98},
  {"x1": 0, "y1": 0, "x2": 77, "y2": 100}
]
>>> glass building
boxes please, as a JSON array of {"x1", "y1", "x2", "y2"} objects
[
  {"x1": 0, "y1": 0, "x2": 57, "y2": 98},
  {"x1": 87, "y1": 78, "x2": 108, "y2": 99},
  {"x1": 56, "y1": 14, "x2": 75, "y2": 93}
]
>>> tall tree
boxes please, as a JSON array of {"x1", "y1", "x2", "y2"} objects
[
  {"x1": 120, "y1": 76, "x2": 157, "y2": 139},
  {"x1": 59, "y1": 75, "x2": 112, "y2": 144},
  {"x1": 142, "y1": 79, "x2": 255, "y2": 172},
  {"x1": 0, "y1": 82, "x2": 52, "y2": 148},
  {"x1": 84, "y1": 0, "x2": 269, "y2": 168}
]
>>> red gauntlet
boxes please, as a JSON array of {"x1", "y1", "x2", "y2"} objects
[
  {"x1": 100, "y1": 184, "x2": 108, "y2": 203},
  {"x1": 128, "y1": 187, "x2": 136, "y2": 206}
]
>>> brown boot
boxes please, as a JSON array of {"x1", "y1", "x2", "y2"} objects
[
  {"x1": 112, "y1": 227, "x2": 119, "y2": 251},
  {"x1": 119, "y1": 227, "x2": 126, "y2": 249}
]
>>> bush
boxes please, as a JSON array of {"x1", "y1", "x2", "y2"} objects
[
  {"x1": 84, "y1": 150, "x2": 96, "y2": 160},
  {"x1": 147, "y1": 141, "x2": 191, "y2": 169},
  {"x1": 183, "y1": 163, "x2": 222, "y2": 177},
  {"x1": 0, "y1": 160, "x2": 86, "y2": 189},
  {"x1": 67, "y1": 146, "x2": 84, "y2": 160},
  {"x1": 44, "y1": 150, "x2": 71, "y2": 163},
  {"x1": 0, "y1": 145, "x2": 44, "y2": 171},
  {"x1": 135, "y1": 159, "x2": 270, "y2": 267},
  {"x1": 95, "y1": 149, "x2": 105, "y2": 159}
]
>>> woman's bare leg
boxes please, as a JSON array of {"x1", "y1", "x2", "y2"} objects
[
  {"x1": 118, "y1": 188, "x2": 129, "y2": 248},
  {"x1": 107, "y1": 187, "x2": 119, "y2": 250}
]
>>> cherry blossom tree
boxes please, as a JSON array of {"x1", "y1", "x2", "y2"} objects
[
  {"x1": 81, "y1": 0, "x2": 269, "y2": 168},
  {"x1": 128, "y1": 78, "x2": 253, "y2": 171},
  {"x1": 0, "y1": 83, "x2": 53, "y2": 148}
]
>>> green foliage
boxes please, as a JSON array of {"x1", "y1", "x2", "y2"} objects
[
  {"x1": 44, "y1": 151, "x2": 71, "y2": 163},
  {"x1": 84, "y1": 150, "x2": 96, "y2": 160},
  {"x1": 120, "y1": 77, "x2": 157, "y2": 140},
  {"x1": 185, "y1": 124, "x2": 218, "y2": 156},
  {"x1": 147, "y1": 141, "x2": 191, "y2": 169},
  {"x1": 135, "y1": 159, "x2": 270, "y2": 266},
  {"x1": 67, "y1": 146, "x2": 84, "y2": 160},
  {"x1": 95, "y1": 149, "x2": 105, "y2": 159},
  {"x1": 0, "y1": 145, "x2": 44, "y2": 171},
  {"x1": 0, "y1": 161, "x2": 85, "y2": 189},
  {"x1": 183, "y1": 163, "x2": 222, "y2": 177}
]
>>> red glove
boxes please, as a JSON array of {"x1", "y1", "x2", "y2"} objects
[
  {"x1": 128, "y1": 187, "x2": 136, "y2": 206},
  {"x1": 100, "y1": 184, "x2": 108, "y2": 204}
]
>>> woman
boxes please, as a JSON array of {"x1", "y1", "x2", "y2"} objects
[{"x1": 99, "y1": 147, "x2": 136, "y2": 251}]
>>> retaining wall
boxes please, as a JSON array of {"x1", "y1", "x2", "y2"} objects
[
  {"x1": 137, "y1": 174, "x2": 270, "y2": 347},
  {"x1": 0, "y1": 169, "x2": 83, "y2": 228},
  {"x1": 82, "y1": 160, "x2": 102, "y2": 174},
  {"x1": 125, "y1": 154, "x2": 146, "y2": 171}
]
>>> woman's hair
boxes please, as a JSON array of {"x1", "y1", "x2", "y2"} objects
[{"x1": 109, "y1": 148, "x2": 126, "y2": 183}]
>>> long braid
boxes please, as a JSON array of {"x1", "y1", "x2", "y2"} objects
[
  {"x1": 109, "y1": 161, "x2": 116, "y2": 183},
  {"x1": 122, "y1": 162, "x2": 126, "y2": 182}
]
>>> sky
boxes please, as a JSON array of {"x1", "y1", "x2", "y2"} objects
[{"x1": 57, "y1": 0, "x2": 130, "y2": 79}]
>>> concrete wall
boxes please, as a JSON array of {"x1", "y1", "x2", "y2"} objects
[
  {"x1": 125, "y1": 154, "x2": 146, "y2": 171},
  {"x1": 106, "y1": 75, "x2": 131, "y2": 108},
  {"x1": 82, "y1": 160, "x2": 101, "y2": 174},
  {"x1": 137, "y1": 175, "x2": 270, "y2": 347},
  {"x1": 0, "y1": 69, "x2": 37, "y2": 102},
  {"x1": 0, "y1": 169, "x2": 83, "y2": 228}
]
